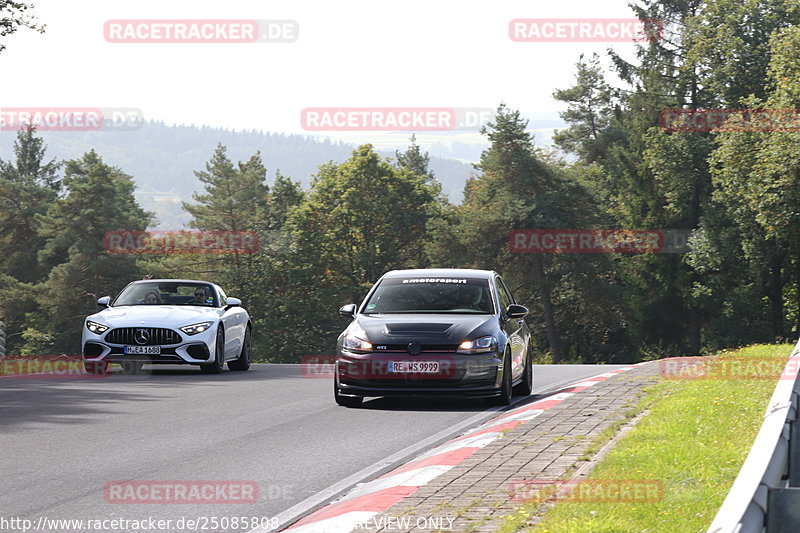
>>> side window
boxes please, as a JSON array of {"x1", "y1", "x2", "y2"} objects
[
  {"x1": 495, "y1": 277, "x2": 512, "y2": 312},
  {"x1": 499, "y1": 277, "x2": 517, "y2": 304},
  {"x1": 216, "y1": 287, "x2": 227, "y2": 307}
]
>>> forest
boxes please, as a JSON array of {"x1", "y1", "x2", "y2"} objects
[{"x1": 1, "y1": 0, "x2": 800, "y2": 364}]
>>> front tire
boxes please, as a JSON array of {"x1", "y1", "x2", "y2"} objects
[
  {"x1": 228, "y1": 327, "x2": 252, "y2": 371},
  {"x1": 490, "y1": 350, "x2": 513, "y2": 406},
  {"x1": 334, "y1": 374, "x2": 362, "y2": 407},
  {"x1": 513, "y1": 352, "x2": 533, "y2": 396},
  {"x1": 200, "y1": 328, "x2": 225, "y2": 374}
]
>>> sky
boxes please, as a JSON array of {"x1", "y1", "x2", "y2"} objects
[{"x1": 0, "y1": 0, "x2": 644, "y2": 150}]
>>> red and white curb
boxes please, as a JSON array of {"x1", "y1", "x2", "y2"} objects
[{"x1": 280, "y1": 363, "x2": 648, "y2": 533}]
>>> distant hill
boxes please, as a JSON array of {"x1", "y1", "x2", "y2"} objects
[{"x1": 0, "y1": 122, "x2": 479, "y2": 229}]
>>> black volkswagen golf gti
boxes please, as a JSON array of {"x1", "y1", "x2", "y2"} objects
[{"x1": 334, "y1": 269, "x2": 533, "y2": 407}]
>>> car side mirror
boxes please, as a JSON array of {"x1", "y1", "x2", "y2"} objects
[
  {"x1": 506, "y1": 304, "x2": 528, "y2": 318},
  {"x1": 226, "y1": 297, "x2": 242, "y2": 308},
  {"x1": 339, "y1": 304, "x2": 357, "y2": 318},
  {"x1": 97, "y1": 296, "x2": 110, "y2": 308}
]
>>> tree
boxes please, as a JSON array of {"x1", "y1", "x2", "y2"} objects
[
  {"x1": 0, "y1": 125, "x2": 60, "y2": 282},
  {"x1": 263, "y1": 171, "x2": 303, "y2": 232},
  {"x1": 229, "y1": 170, "x2": 304, "y2": 359},
  {"x1": 0, "y1": 0, "x2": 45, "y2": 54},
  {"x1": 477, "y1": 107, "x2": 564, "y2": 361},
  {"x1": 429, "y1": 105, "x2": 604, "y2": 362},
  {"x1": 706, "y1": 27, "x2": 800, "y2": 338},
  {"x1": 679, "y1": 0, "x2": 800, "y2": 107},
  {"x1": 275, "y1": 144, "x2": 442, "y2": 358},
  {"x1": 553, "y1": 53, "x2": 618, "y2": 163},
  {"x1": 183, "y1": 143, "x2": 269, "y2": 233},
  {"x1": 0, "y1": 126, "x2": 60, "y2": 355},
  {"x1": 396, "y1": 134, "x2": 435, "y2": 183},
  {"x1": 31, "y1": 151, "x2": 151, "y2": 353},
  {"x1": 181, "y1": 144, "x2": 270, "y2": 287},
  {"x1": 549, "y1": 0, "x2": 800, "y2": 355},
  {"x1": 292, "y1": 144, "x2": 441, "y2": 293}
]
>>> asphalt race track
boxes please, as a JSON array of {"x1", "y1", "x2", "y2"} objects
[{"x1": 0, "y1": 363, "x2": 625, "y2": 532}]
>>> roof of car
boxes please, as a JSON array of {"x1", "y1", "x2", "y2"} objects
[{"x1": 382, "y1": 269, "x2": 496, "y2": 279}]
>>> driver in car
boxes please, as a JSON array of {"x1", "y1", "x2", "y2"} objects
[
  {"x1": 193, "y1": 287, "x2": 209, "y2": 305},
  {"x1": 144, "y1": 290, "x2": 161, "y2": 304}
]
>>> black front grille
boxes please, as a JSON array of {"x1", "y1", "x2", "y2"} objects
[{"x1": 105, "y1": 328, "x2": 182, "y2": 346}]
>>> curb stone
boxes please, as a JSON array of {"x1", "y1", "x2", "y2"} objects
[{"x1": 281, "y1": 362, "x2": 658, "y2": 533}]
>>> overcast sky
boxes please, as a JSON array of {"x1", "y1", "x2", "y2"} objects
[{"x1": 1, "y1": 0, "x2": 643, "y2": 147}]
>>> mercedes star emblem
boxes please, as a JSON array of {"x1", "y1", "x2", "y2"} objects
[{"x1": 134, "y1": 328, "x2": 150, "y2": 345}]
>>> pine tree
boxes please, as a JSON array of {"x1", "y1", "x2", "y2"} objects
[
  {"x1": 181, "y1": 144, "x2": 270, "y2": 281},
  {"x1": 32, "y1": 151, "x2": 151, "y2": 353},
  {"x1": 553, "y1": 53, "x2": 617, "y2": 163},
  {"x1": 396, "y1": 134, "x2": 435, "y2": 183},
  {"x1": 183, "y1": 143, "x2": 269, "y2": 232},
  {"x1": 0, "y1": 125, "x2": 60, "y2": 282}
]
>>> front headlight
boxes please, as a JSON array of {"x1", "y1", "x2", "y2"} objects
[
  {"x1": 457, "y1": 335, "x2": 497, "y2": 354},
  {"x1": 180, "y1": 322, "x2": 214, "y2": 336},
  {"x1": 86, "y1": 320, "x2": 109, "y2": 334},
  {"x1": 342, "y1": 333, "x2": 373, "y2": 353}
]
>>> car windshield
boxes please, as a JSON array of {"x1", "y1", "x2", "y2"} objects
[
  {"x1": 112, "y1": 282, "x2": 218, "y2": 307},
  {"x1": 362, "y1": 277, "x2": 494, "y2": 314}
]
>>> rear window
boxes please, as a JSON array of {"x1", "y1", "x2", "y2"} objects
[{"x1": 362, "y1": 277, "x2": 494, "y2": 314}]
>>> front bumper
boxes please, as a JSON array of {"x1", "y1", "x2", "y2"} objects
[
  {"x1": 336, "y1": 350, "x2": 503, "y2": 398},
  {"x1": 82, "y1": 326, "x2": 217, "y2": 365}
]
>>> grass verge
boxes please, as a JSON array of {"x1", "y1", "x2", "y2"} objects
[{"x1": 501, "y1": 343, "x2": 794, "y2": 533}]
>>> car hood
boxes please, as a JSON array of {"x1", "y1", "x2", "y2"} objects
[
  {"x1": 89, "y1": 305, "x2": 221, "y2": 327},
  {"x1": 353, "y1": 314, "x2": 497, "y2": 345}
]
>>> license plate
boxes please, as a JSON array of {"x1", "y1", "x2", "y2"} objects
[
  {"x1": 388, "y1": 361, "x2": 440, "y2": 373},
  {"x1": 124, "y1": 346, "x2": 161, "y2": 355}
]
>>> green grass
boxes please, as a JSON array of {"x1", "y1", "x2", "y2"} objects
[{"x1": 501, "y1": 343, "x2": 794, "y2": 533}]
